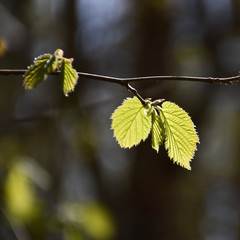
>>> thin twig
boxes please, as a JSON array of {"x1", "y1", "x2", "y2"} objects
[
  {"x1": 126, "y1": 83, "x2": 146, "y2": 104},
  {"x1": 0, "y1": 69, "x2": 239, "y2": 85},
  {"x1": 0, "y1": 68, "x2": 239, "y2": 124}
]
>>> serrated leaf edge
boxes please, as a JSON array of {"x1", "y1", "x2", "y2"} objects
[
  {"x1": 157, "y1": 102, "x2": 199, "y2": 170},
  {"x1": 151, "y1": 108, "x2": 165, "y2": 152},
  {"x1": 111, "y1": 97, "x2": 152, "y2": 148},
  {"x1": 23, "y1": 54, "x2": 52, "y2": 89},
  {"x1": 60, "y1": 59, "x2": 79, "y2": 96}
]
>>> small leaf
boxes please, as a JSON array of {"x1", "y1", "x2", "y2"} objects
[
  {"x1": 151, "y1": 109, "x2": 165, "y2": 152},
  {"x1": 45, "y1": 54, "x2": 58, "y2": 74},
  {"x1": 144, "y1": 102, "x2": 154, "y2": 117},
  {"x1": 111, "y1": 97, "x2": 151, "y2": 148},
  {"x1": 60, "y1": 58, "x2": 79, "y2": 96},
  {"x1": 160, "y1": 101, "x2": 199, "y2": 170},
  {"x1": 24, "y1": 54, "x2": 52, "y2": 89}
]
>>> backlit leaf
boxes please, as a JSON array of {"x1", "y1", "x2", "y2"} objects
[
  {"x1": 45, "y1": 54, "x2": 58, "y2": 74},
  {"x1": 60, "y1": 59, "x2": 79, "y2": 96},
  {"x1": 151, "y1": 109, "x2": 165, "y2": 152},
  {"x1": 23, "y1": 54, "x2": 52, "y2": 89},
  {"x1": 159, "y1": 101, "x2": 199, "y2": 170},
  {"x1": 111, "y1": 97, "x2": 151, "y2": 148}
]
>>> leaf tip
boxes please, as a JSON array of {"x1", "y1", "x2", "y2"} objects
[{"x1": 186, "y1": 165, "x2": 191, "y2": 170}]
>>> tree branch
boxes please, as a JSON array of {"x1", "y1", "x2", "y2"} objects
[{"x1": 0, "y1": 69, "x2": 239, "y2": 85}]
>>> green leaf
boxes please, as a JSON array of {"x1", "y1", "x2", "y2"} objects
[
  {"x1": 23, "y1": 54, "x2": 52, "y2": 89},
  {"x1": 111, "y1": 97, "x2": 152, "y2": 148},
  {"x1": 45, "y1": 54, "x2": 58, "y2": 74},
  {"x1": 151, "y1": 109, "x2": 165, "y2": 152},
  {"x1": 159, "y1": 101, "x2": 199, "y2": 170},
  {"x1": 60, "y1": 58, "x2": 79, "y2": 96}
]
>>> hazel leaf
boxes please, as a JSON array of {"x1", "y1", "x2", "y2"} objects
[
  {"x1": 151, "y1": 109, "x2": 165, "y2": 152},
  {"x1": 111, "y1": 97, "x2": 152, "y2": 148},
  {"x1": 159, "y1": 101, "x2": 199, "y2": 170},
  {"x1": 23, "y1": 54, "x2": 52, "y2": 89},
  {"x1": 60, "y1": 58, "x2": 79, "y2": 96}
]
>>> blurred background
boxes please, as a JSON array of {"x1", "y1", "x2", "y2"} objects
[{"x1": 0, "y1": 0, "x2": 240, "y2": 239}]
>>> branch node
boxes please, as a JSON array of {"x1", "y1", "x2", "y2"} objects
[{"x1": 126, "y1": 83, "x2": 146, "y2": 105}]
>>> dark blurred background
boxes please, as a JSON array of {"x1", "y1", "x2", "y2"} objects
[{"x1": 0, "y1": 0, "x2": 240, "y2": 239}]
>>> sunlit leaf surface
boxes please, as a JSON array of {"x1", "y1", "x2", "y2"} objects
[
  {"x1": 151, "y1": 109, "x2": 165, "y2": 152},
  {"x1": 60, "y1": 59, "x2": 79, "y2": 96},
  {"x1": 111, "y1": 97, "x2": 151, "y2": 148},
  {"x1": 23, "y1": 54, "x2": 52, "y2": 89},
  {"x1": 160, "y1": 101, "x2": 199, "y2": 170}
]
